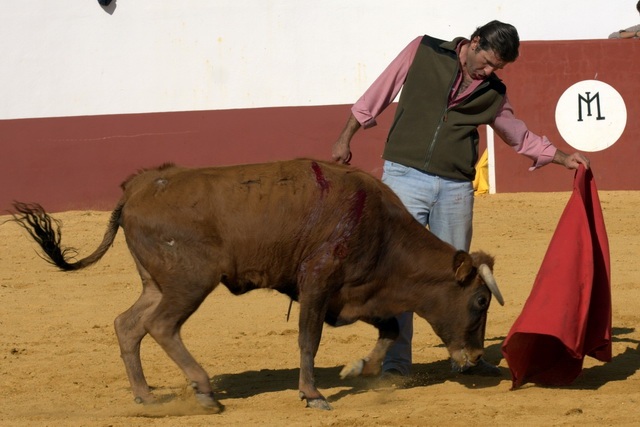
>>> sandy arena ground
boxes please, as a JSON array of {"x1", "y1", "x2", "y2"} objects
[{"x1": 1, "y1": 190, "x2": 639, "y2": 426}]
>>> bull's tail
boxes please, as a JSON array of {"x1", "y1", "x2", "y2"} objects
[{"x1": 11, "y1": 201, "x2": 123, "y2": 271}]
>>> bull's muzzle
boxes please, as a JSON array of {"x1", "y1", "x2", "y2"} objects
[{"x1": 449, "y1": 348, "x2": 482, "y2": 372}]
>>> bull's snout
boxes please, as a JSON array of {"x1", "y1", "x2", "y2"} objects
[{"x1": 449, "y1": 348, "x2": 502, "y2": 376}]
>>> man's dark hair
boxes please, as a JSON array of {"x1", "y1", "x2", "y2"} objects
[
  {"x1": 470, "y1": 20, "x2": 520, "y2": 63},
  {"x1": 637, "y1": 0, "x2": 640, "y2": 14}
]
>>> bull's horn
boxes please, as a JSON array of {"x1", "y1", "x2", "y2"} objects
[{"x1": 479, "y1": 264, "x2": 504, "y2": 306}]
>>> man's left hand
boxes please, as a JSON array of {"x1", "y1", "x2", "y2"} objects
[{"x1": 554, "y1": 150, "x2": 590, "y2": 170}]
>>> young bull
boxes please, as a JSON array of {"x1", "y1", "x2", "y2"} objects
[{"x1": 12, "y1": 158, "x2": 503, "y2": 412}]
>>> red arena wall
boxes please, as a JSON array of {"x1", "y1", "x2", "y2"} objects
[
  {"x1": 0, "y1": 107, "x2": 392, "y2": 212},
  {"x1": 493, "y1": 39, "x2": 640, "y2": 193},
  {"x1": 1, "y1": 39, "x2": 637, "y2": 213}
]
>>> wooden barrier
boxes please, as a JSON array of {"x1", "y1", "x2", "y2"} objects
[{"x1": 1, "y1": 39, "x2": 637, "y2": 212}]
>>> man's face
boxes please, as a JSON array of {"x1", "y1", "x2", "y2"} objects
[{"x1": 465, "y1": 36, "x2": 508, "y2": 80}]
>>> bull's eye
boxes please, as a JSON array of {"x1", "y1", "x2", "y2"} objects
[{"x1": 476, "y1": 296, "x2": 489, "y2": 308}]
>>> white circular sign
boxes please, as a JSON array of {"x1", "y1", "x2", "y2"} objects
[{"x1": 555, "y1": 80, "x2": 627, "y2": 152}]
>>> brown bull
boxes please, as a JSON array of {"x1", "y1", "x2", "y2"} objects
[{"x1": 11, "y1": 158, "x2": 503, "y2": 412}]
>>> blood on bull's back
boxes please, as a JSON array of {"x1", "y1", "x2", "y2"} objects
[{"x1": 117, "y1": 159, "x2": 387, "y2": 292}]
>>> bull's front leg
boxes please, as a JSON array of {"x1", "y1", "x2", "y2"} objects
[
  {"x1": 297, "y1": 292, "x2": 332, "y2": 410},
  {"x1": 340, "y1": 317, "x2": 399, "y2": 379}
]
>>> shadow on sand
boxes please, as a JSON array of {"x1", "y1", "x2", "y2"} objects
[{"x1": 211, "y1": 327, "x2": 639, "y2": 404}]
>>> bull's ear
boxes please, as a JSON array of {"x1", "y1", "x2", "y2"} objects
[
  {"x1": 453, "y1": 250, "x2": 473, "y2": 283},
  {"x1": 470, "y1": 250, "x2": 495, "y2": 270}
]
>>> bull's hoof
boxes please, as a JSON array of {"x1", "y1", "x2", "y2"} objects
[
  {"x1": 133, "y1": 394, "x2": 157, "y2": 405},
  {"x1": 339, "y1": 359, "x2": 365, "y2": 379},
  {"x1": 305, "y1": 398, "x2": 333, "y2": 410},
  {"x1": 299, "y1": 391, "x2": 332, "y2": 410},
  {"x1": 195, "y1": 391, "x2": 224, "y2": 413}
]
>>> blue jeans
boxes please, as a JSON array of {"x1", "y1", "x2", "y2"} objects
[{"x1": 380, "y1": 161, "x2": 474, "y2": 375}]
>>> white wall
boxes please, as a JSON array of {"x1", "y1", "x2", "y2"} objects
[{"x1": 0, "y1": 0, "x2": 633, "y2": 120}]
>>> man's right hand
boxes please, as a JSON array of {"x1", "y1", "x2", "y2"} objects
[
  {"x1": 332, "y1": 139, "x2": 352, "y2": 164},
  {"x1": 332, "y1": 113, "x2": 361, "y2": 164}
]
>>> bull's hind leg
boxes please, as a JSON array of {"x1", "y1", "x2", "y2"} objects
[
  {"x1": 114, "y1": 263, "x2": 163, "y2": 404},
  {"x1": 339, "y1": 317, "x2": 399, "y2": 379},
  {"x1": 144, "y1": 284, "x2": 221, "y2": 412}
]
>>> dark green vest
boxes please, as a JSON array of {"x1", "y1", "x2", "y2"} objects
[{"x1": 383, "y1": 35, "x2": 506, "y2": 181}]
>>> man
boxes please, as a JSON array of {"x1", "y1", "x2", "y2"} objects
[
  {"x1": 332, "y1": 20, "x2": 590, "y2": 378},
  {"x1": 608, "y1": 0, "x2": 640, "y2": 39}
]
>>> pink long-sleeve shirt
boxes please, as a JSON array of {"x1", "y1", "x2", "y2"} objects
[{"x1": 352, "y1": 36, "x2": 557, "y2": 170}]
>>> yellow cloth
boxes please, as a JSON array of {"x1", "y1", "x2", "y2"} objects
[{"x1": 473, "y1": 149, "x2": 489, "y2": 194}]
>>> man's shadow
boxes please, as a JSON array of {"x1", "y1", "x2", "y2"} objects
[{"x1": 558, "y1": 327, "x2": 640, "y2": 390}]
